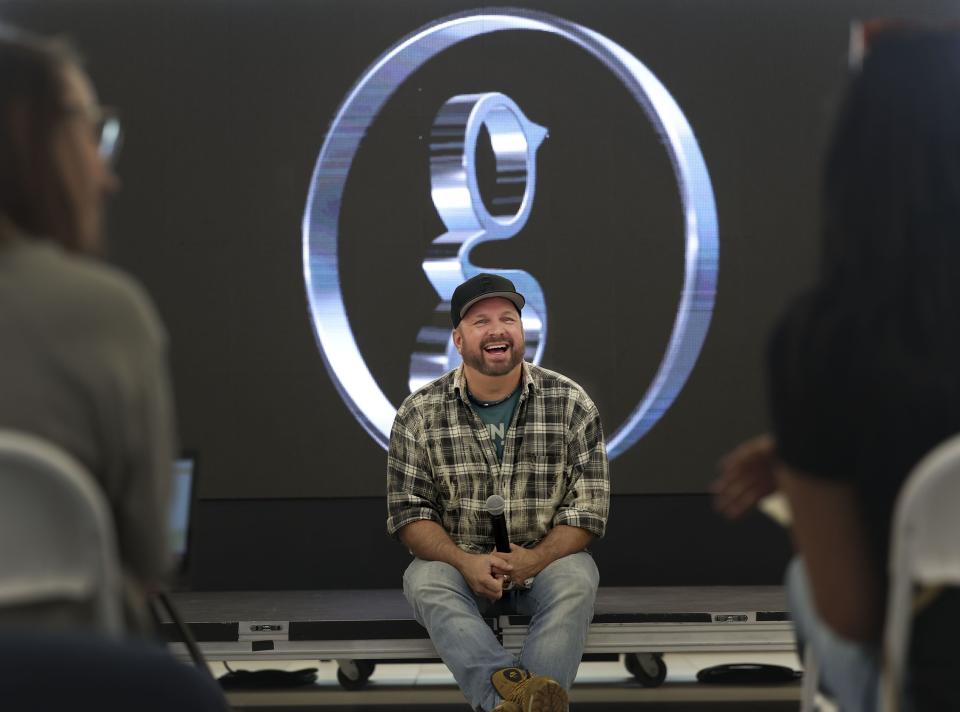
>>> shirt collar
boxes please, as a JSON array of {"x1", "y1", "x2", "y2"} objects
[{"x1": 451, "y1": 361, "x2": 537, "y2": 404}]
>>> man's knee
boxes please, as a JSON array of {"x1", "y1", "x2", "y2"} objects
[
  {"x1": 403, "y1": 558, "x2": 464, "y2": 601},
  {"x1": 551, "y1": 552, "x2": 599, "y2": 587},
  {"x1": 538, "y1": 552, "x2": 599, "y2": 606}
]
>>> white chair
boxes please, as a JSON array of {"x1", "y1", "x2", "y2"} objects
[
  {"x1": 0, "y1": 429, "x2": 123, "y2": 635},
  {"x1": 800, "y1": 434, "x2": 960, "y2": 712},
  {"x1": 881, "y1": 433, "x2": 960, "y2": 712}
]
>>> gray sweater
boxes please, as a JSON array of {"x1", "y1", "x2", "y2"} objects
[{"x1": 0, "y1": 227, "x2": 175, "y2": 598}]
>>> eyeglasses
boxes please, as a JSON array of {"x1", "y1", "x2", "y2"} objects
[
  {"x1": 95, "y1": 107, "x2": 123, "y2": 166},
  {"x1": 62, "y1": 104, "x2": 123, "y2": 167}
]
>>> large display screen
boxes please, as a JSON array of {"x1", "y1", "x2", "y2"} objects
[{"x1": 4, "y1": 0, "x2": 953, "y2": 498}]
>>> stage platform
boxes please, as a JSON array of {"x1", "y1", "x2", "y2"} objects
[{"x1": 161, "y1": 586, "x2": 794, "y2": 688}]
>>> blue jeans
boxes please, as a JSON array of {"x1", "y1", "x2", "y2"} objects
[
  {"x1": 403, "y1": 551, "x2": 599, "y2": 712},
  {"x1": 786, "y1": 557, "x2": 880, "y2": 711}
]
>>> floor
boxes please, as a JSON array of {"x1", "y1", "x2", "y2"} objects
[{"x1": 211, "y1": 650, "x2": 804, "y2": 710}]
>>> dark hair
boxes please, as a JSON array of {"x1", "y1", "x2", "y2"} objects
[
  {"x1": 819, "y1": 31, "x2": 960, "y2": 353},
  {"x1": 0, "y1": 25, "x2": 83, "y2": 249}
]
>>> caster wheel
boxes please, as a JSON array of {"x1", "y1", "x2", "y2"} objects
[
  {"x1": 625, "y1": 652, "x2": 667, "y2": 687},
  {"x1": 336, "y1": 659, "x2": 375, "y2": 690}
]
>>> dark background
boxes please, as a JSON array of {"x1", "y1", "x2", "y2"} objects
[{"x1": 3, "y1": 0, "x2": 957, "y2": 588}]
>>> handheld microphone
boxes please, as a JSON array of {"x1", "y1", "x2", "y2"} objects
[{"x1": 485, "y1": 494, "x2": 511, "y2": 553}]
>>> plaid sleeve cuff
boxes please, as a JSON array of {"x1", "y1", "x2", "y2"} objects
[
  {"x1": 552, "y1": 507, "x2": 607, "y2": 538},
  {"x1": 386, "y1": 507, "x2": 443, "y2": 538}
]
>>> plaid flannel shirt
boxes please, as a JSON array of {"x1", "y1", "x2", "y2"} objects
[{"x1": 386, "y1": 362, "x2": 610, "y2": 553}]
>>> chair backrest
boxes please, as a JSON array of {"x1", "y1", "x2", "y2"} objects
[
  {"x1": 882, "y1": 433, "x2": 960, "y2": 711},
  {"x1": 0, "y1": 429, "x2": 123, "y2": 635}
]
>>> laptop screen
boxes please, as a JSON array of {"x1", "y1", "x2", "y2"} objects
[{"x1": 169, "y1": 455, "x2": 196, "y2": 568}]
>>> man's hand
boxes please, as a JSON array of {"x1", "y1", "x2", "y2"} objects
[
  {"x1": 712, "y1": 434, "x2": 779, "y2": 520},
  {"x1": 494, "y1": 544, "x2": 546, "y2": 585},
  {"x1": 493, "y1": 525, "x2": 594, "y2": 586},
  {"x1": 457, "y1": 553, "x2": 512, "y2": 601},
  {"x1": 398, "y1": 521, "x2": 514, "y2": 600}
]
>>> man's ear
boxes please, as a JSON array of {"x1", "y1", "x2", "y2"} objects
[{"x1": 452, "y1": 327, "x2": 463, "y2": 353}]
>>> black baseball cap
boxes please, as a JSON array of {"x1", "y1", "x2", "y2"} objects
[{"x1": 450, "y1": 273, "x2": 525, "y2": 327}]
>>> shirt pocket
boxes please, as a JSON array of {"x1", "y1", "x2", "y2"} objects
[{"x1": 512, "y1": 446, "x2": 566, "y2": 506}]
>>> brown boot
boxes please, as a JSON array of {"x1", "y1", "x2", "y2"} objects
[{"x1": 490, "y1": 668, "x2": 568, "y2": 712}]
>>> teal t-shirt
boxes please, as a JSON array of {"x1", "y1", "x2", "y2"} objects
[{"x1": 468, "y1": 386, "x2": 522, "y2": 461}]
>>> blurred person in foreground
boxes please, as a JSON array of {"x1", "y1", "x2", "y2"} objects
[
  {"x1": 0, "y1": 25, "x2": 175, "y2": 632},
  {"x1": 713, "y1": 26, "x2": 960, "y2": 712}
]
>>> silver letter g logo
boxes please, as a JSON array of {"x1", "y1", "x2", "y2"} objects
[{"x1": 303, "y1": 9, "x2": 719, "y2": 459}]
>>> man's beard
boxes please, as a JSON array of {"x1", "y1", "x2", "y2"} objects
[{"x1": 461, "y1": 334, "x2": 525, "y2": 376}]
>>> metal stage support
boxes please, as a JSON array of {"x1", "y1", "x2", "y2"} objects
[{"x1": 163, "y1": 586, "x2": 794, "y2": 689}]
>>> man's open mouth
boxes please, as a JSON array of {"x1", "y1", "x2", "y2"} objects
[{"x1": 483, "y1": 342, "x2": 510, "y2": 355}]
